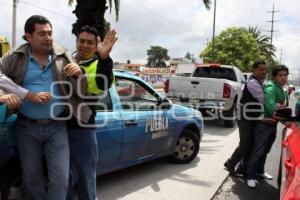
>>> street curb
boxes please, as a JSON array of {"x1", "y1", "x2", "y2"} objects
[{"x1": 210, "y1": 173, "x2": 230, "y2": 199}]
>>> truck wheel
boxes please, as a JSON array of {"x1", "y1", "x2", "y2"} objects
[
  {"x1": 223, "y1": 104, "x2": 237, "y2": 128},
  {"x1": 169, "y1": 129, "x2": 200, "y2": 164}
]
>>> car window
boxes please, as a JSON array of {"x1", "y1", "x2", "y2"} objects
[
  {"x1": 193, "y1": 67, "x2": 237, "y2": 81},
  {"x1": 115, "y1": 78, "x2": 160, "y2": 111},
  {"x1": 95, "y1": 92, "x2": 113, "y2": 111}
]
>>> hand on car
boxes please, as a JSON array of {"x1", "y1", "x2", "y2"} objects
[{"x1": 0, "y1": 94, "x2": 21, "y2": 111}]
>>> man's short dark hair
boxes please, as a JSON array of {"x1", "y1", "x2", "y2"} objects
[
  {"x1": 76, "y1": 25, "x2": 98, "y2": 41},
  {"x1": 22, "y1": 15, "x2": 52, "y2": 41},
  {"x1": 272, "y1": 65, "x2": 289, "y2": 77},
  {"x1": 252, "y1": 61, "x2": 266, "y2": 69}
]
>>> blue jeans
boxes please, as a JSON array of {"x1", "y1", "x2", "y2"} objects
[
  {"x1": 295, "y1": 103, "x2": 300, "y2": 116},
  {"x1": 14, "y1": 119, "x2": 69, "y2": 200},
  {"x1": 246, "y1": 121, "x2": 277, "y2": 179},
  {"x1": 68, "y1": 128, "x2": 98, "y2": 200}
]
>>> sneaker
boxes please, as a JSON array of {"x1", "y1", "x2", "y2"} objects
[
  {"x1": 224, "y1": 160, "x2": 235, "y2": 174},
  {"x1": 256, "y1": 172, "x2": 273, "y2": 180},
  {"x1": 247, "y1": 179, "x2": 257, "y2": 188}
]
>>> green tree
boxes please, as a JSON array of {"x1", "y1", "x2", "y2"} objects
[
  {"x1": 147, "y1": 46, "x2": 170, "y2": 67},
  {"x1": 68, "y1": 0, "x2": 120, "y2": 39},
  {"x1": 248, "y1": 26, "x2": 276, "y2": 61},
  {"x1": 185, "y1": 52, "x2": 192, "y2": 60},
  {"x1": 200, "y1": 27, "x2": 265, "y2": 72}
]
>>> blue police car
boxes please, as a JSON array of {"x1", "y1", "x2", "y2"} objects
[{"x1": 0, "y1": 71, "x2": 204, "y2": 199}]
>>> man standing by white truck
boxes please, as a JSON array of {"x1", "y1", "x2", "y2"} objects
[{"x1": 224, "y1": 61, "x2": 267, "y2": 175}]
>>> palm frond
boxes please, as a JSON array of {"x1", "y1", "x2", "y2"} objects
[
  {"x1": 108, "y1": 0, "x2": 112, "y2": 13},
  {"x1": 68, "y1": 0, "x2": 74, "y2": 6},
  {"x1": 203, "y1": 0, "x2": 211, "y2": 9},
  {"x1": 114, "y1": 0, "x2": 120, "y2": 21}
]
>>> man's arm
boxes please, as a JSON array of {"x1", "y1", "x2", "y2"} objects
[
  {"x1": 264, "y1": 85, "x2": 276, "y2": 117},
  {"x1": 94, "y1": 29, "x2": 117, "y2": 91},
  {"x1": 0, "y1": 58, "x2": 51, "y2": 104},
  {"x1": 247, "y1": 79, "x2": 264, "y2": 103},
  {"x1": 63, "y1": 51, "x2": 88, "y2": 96},
  {"x1": 0, "y1": 73, "x2": 29, "y2": 100},
  {"x1": 95, "y1": 56, "x2": 114, "y2": 90}
]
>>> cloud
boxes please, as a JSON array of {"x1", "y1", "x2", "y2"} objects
[{"x1": 0, "y1": 0, "x2": 299, "y2": 71}]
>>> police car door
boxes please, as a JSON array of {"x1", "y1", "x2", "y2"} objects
[
  {"x1": 115, "y1": 77, "x2": 170, "y2": 161},
  {"x1": 90, "y1": 90, "x2": 123, "y2": 171}
]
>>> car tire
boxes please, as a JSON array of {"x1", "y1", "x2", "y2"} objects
[
  {"x1": 170, "y1": 129, "x2": 200, "y2": 164},
  {"x1": 0, "y1": 158, "x2": 23, "y2": 200},
  {"x1": 223, "y1": 103, "x2": 237, "y2": 128}
]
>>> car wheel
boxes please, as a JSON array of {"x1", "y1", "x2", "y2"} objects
[
  {"x1": 170, "y1": 129, "x2": 200, "y2": 164},
  {"x1": 223, "y1": 103, "x2": 237, "y2": 128}
]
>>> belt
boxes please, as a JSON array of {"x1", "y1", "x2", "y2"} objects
[{"x1": 18, "y1": 114, "x2": 59, "y2": 125}]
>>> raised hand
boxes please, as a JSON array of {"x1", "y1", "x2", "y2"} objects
[{"x1": 97, "y1": 29, "x2": 118, "y2": 59}]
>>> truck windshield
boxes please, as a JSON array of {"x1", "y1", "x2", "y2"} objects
[{"x1": 193, "y1": 67, "x2": 237, "y2": 81}]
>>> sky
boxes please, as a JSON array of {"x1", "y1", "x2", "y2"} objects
[{"x1": 0, "y1": 0, "x2": 300, "y2": 78}]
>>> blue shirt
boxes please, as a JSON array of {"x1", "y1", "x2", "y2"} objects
[{"x1": 19, "y1": 53, "x2": 65, "y2": 119}]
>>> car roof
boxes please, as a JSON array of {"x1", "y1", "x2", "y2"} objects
[
  {"x1": 195, "y1": 64, "x2": 236, "y2": 69},
  {"x1": 113, "y1": 70, "x2": 140, "y2": 80}
]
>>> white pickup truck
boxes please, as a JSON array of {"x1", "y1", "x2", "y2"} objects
[{"x1": 165, "y1": 64, "x2": 245, "y2": 127}]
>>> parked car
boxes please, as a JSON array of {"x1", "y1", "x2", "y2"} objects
[
  {"x1": 273, "y1": 108, "x2": 300, "y2": 200},
  {"x1": 166, "y1": 64, "x2": 245, "y2": 127},
  {"x1": 0, "y1": 71, "x2": 204, "y2": 199}
]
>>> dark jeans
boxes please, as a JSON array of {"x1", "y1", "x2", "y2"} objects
[
  {"x1": 15, "y1": 120, "x2": 69, "y2": 200},
  {"x1": 295, "y1": 103, "x2": 300, "y2": 116},
  {"x1": 228, "y1": 119, "x2": 256, "y2": 169},
  {"x1": 68, "y1": 128, "x2": 98, "y2": 200},
  {"x1": 246, "y1": 121, "x2": 277, "y2": 179}
]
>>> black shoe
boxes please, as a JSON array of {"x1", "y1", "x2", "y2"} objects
[
  {"x1": 235, "y1": 165, "x2": 246, "y2": 177},
  {"x1": 224, "y1": 160, "x2": 235, "y2": 174}
]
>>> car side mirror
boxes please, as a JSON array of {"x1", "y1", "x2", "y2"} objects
[
  {"x1": 273, "y1": 108, "x2": 292, "y2": 121},
  {"x1": 158, "y1": 98, "x2": 172, "y2": 110}
]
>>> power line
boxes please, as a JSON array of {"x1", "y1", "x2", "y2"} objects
[
  {"x1": 120, "y1": 2, "x2": 181, "y2": 37},
  {"x1": 127, "y1": 0, "x2": 189, "y2": 35},
  {"x1": 19, "y1": 0, "x2": 74, "y2": 20}
]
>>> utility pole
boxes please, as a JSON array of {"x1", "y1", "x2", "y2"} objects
[
  {"x1": 12, "y1": 0, "x2": 18, "y2": 48},
  {"x1": 279, "y1": 47, "x2": 283, "y2": 64},
  {"x1": 211, "y1": 0, "x2": 217, "y2": 62},
  {"x1": 266, "y1": 4, "x2": 279, "y2": 46},
  {"x1": 203, "y1": 38, "x2": 209, "y2": 47}
]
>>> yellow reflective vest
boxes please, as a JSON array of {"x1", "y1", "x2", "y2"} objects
[{"x1": 84, "y1": 60, "x2": 102, "y2": 95}]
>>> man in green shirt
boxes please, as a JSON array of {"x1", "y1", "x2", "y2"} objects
[{"x1": 246, "y1": 65, "x2": 289, "y2": 188}]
